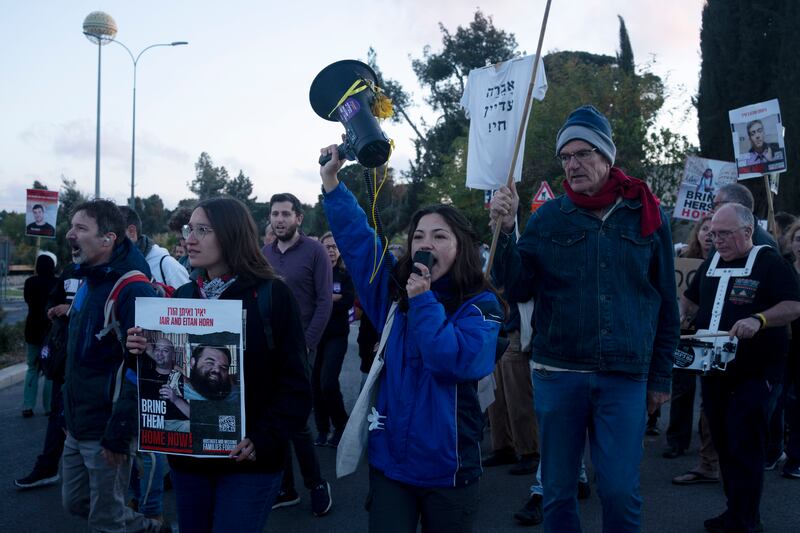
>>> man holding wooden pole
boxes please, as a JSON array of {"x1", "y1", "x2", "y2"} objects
[{"x1": 489, "y1": 105, "x2": 680, "y2": 532}]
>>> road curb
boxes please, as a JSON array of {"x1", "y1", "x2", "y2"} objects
[{"x1": 0, "y1": 362, "x2": 26, "y2": 390}]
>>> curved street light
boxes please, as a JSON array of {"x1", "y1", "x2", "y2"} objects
[
  {"x1": 82, "y1": 11, "x2": 118, "y2": 198},
  {"x1": 111, "y1": 40, "x2": 188, "y2": 207}
]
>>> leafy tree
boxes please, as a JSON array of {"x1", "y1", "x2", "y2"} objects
[
  {"x1": 0, "y1": 211, "x2": 29, "y2": 264},
  {"x1": 175, "y1": 198, "x2": 198, "y2": 210},
  {"x1": 642, "y1": 128, "x2": 696, "y2": 208},
  {"x1": 224, "y1": 170, "x2": 257, "y2": 208},
  {"x1": 697, "y1": 0, "x2": 799, "y2": 214},
  {"x1": 189, "y1": 152, "x2": 229, "y2": 200},
  {"x1": 412, "y1": 11, "x2": 518, "y2": 116},
  {"x1": 139, "y1": 194, "x2": 167, "y2": 236},
  {"x1": 302, "y1": 199, "x2": 328, "y2": 238}
]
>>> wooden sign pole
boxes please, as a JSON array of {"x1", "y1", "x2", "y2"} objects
[{"x1": 763, "y1": 173, "x2": 777, "y2": 239}]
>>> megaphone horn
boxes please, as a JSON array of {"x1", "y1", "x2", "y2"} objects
[{"x1": 310, "y1": 60, "x2": 392, "y2": 168}]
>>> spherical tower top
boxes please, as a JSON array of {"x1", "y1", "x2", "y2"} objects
[{"x1": 83, "y1": 11, "x2": 118, "y2": 45}]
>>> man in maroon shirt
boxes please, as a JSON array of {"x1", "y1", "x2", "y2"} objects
[{"x1": 262, "y1": 192, "x2": 333, "y2": 517}]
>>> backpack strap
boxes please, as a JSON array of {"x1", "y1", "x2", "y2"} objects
[
  {"x1": 158, "y1": 255, "x2": 167, "y2": 284},
  {"x1": 95, "y1": 270, "x2": 151, "y2": 403},
  {"x1": 96, "y1": 270, "x2": 152, "y2": 343},
  {"x1": 256, "y1": 280, "x2": 275, "y2": 351}
]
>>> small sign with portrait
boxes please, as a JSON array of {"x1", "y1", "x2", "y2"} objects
[
  {"x1": 25, "y1": 189, "x2": 59, "y2": 238},
  {"x1": 672, "y1": 156, "x2": 738, "y2": 222},
  {"x1": 728, "y1": 98, "x2": 787, "y2": 179}
]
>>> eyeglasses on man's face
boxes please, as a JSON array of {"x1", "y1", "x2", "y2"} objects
[
  {"x1": 182, "y1": 224, "x2": 214, "y2": 241},
  {"x1": 708, "y1": 227, "x2": 746, "y2": 241},
  {"x1": 556, "y1": 148, "x2": 598, "y2": 167}
]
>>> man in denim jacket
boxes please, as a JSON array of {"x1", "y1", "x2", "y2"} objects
[{"x1": 490, "y1": 105, "x2": 680, "y2": 532}]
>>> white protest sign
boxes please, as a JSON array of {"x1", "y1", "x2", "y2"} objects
[
  {"x1": 672, "y1": 156, "x2": 738, "y2": 222},
  {"x1": 729, "y1": 99, "x2": 787, "y2": 179}
]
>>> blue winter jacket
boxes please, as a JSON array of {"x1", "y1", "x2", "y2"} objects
[
  {"x1": 64, "y1": 238, "x2": 157, "y2": 452},
  {"x1": 324, "y1": 183, "x2": 503, "y2": 487}
]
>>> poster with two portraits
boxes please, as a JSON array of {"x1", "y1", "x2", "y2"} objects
[{"x1": 135, "y1": 298, "x2": 244, "y2": 458}]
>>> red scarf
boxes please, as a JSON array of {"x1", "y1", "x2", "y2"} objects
[{"x1": 563, "y1": 167, "x2": 662, "y2": 237}]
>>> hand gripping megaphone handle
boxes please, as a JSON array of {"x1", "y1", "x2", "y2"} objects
[
  {"x1": 318, "y1": 144, "x2": 351, "y2": 166},
  {"x1": 318, "y1": 145, "x2": 343, "y2": 166}
]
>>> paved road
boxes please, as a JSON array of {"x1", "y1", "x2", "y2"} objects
[
  {"x1": 0, "y1": 299, "x2": 26, "y2": 325},
  {"x1": 2, "y1": 327, "x2": 798, "y2": 532}
]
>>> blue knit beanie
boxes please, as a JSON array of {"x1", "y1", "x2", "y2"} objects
[{"x1": 555, "y1": 105, "x2": 616, "y2": 164}]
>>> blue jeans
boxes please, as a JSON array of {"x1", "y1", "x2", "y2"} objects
[
  {"x1": 129, "y1": 452, "x2": 166, "y2": 517},
  {"x1": 533, "y1": 369, "x2": 647, "y2": 533},
  {"x1": 530, "y1": 456, "x2": 587, "y2": 497},
  {"x1": 171, "y1": 468, "x2": 282, "y2": 533}
]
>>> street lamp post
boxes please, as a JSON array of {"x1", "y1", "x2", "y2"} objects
[
  {"x1": 111, "y1": 40, "x2": 188, "y2": 208},
  {"x1": 82, "y1": 12, "x2": 118, "y2": 199}
]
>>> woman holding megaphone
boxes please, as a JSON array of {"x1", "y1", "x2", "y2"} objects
[{"x1": 320, "y1": 144, "x2": 504, "y2": 532}]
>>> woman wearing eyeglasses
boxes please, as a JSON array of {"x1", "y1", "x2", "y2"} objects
[
  {"x1": 312, "y1": 232, "x2": 355, "y2": 448},
  {"x1": 127, "y1": 197, "x2": 311, "y2": 532}
]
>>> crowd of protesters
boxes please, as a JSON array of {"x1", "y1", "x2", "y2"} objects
[{"x1": 10, "y1": 104, "x2": 800, "y2": 533}]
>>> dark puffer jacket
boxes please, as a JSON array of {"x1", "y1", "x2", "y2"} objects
[{"x1": 63, "y1": 238, "x2": 156, "y2": 452}]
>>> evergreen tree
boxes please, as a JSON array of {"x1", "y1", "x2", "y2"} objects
[
  {"x1": 224, "y1": 170, "x2": 257, "y2": 208},
  {"x1": 189, "y1": 152, "x2": 229, "y2": 200},
  {"x1": 775, "y1": 0, "x2": 800, "y2": 213},
  {"x1": 617, "y1": 15, "x2": 635, "y2": 75},
  {"x1": 140, "y1": 194, "x2": 166, "y2": 235},
  {"x1": 697, "y1": 0, "x2": 798, "y2": 214}
]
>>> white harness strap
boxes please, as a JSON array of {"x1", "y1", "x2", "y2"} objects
[{"x1": 705, "y1": 245, "x2": 766, "y2": 331}]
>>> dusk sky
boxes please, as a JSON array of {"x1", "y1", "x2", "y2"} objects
[{"x1": 0, "y1": 1, "x2": 704, "y2": 213}]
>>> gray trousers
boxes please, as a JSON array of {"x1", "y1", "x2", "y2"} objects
[{"x1": 62, "y1": 434, "x2": 161, "y2": 532}]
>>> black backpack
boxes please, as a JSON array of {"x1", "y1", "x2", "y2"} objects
[{"x1": 39, "y1": 315, "x2": 69, "y2": 383}]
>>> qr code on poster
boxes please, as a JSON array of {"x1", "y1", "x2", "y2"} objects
[{"x1": 218, "y1": 415, "x2": 236, "y2": 433}]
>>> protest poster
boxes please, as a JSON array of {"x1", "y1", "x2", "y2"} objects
[
  {"x1": 729, "y1": 99, "x2": 787, "y2": 179},
  {"x1": 135, "y1": 297, "x2": 244, "y2": 457},
  {"x1": 675, "y1": 257, "x2": 704, "y2": 331},
  {"x1": 460, "y1": 54, "x2": 548, "y2": 190},
  {"x1": 674, "y1": 257, "x2": 703, "y2": 301},
  {"x1": 672, "y1": 156, "x2": 738, "y2": 221},
  {"x1": 25, "y1": 189, "x2": 59, "y2": 238}
]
